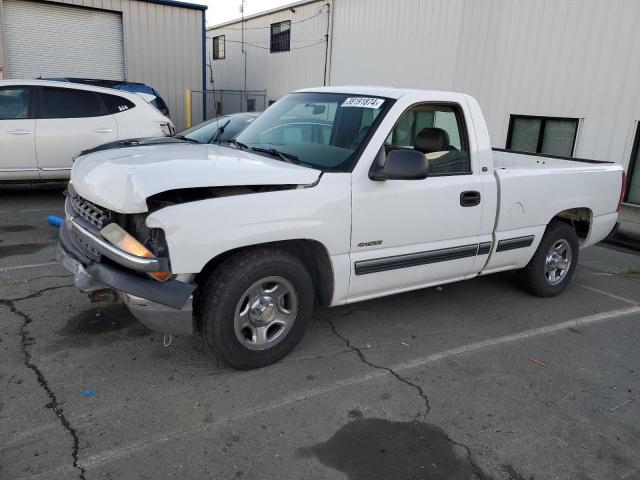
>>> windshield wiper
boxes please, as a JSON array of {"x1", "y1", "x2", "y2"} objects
[
  {"x1": 228, "y1": 139, "x2": 249, "y2": 150},
  {"x1": 173, "y1": 135, "x2": 201, "y2": 144},
  {"x1": 251, "y1": 147, "x2": 299, "y2": 164},
  {"x1": 212, "y1": 119, "x2": 231, "y2": 144}
]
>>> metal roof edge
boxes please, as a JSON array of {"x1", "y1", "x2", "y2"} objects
[
  {"x1": 142, "y1": 0, "x2": 207, "y2": 11},
  {"x1": 207, "y1": 0, "x2": 324, "y2": 30}
]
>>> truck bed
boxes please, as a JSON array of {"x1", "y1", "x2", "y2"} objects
[
  {"x1": 490, "y1": 149, "x2": 621, "y2": 248},
  {"x1": 492, "y1": 148, "x2": 612, "y2": 169}
]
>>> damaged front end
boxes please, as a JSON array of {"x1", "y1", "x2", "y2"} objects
[{"x1": 58, "y1": 185, "x2": 196, "y2": 336}]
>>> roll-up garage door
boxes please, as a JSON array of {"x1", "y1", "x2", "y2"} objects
[{"x1": 3, "y1": 0, "x2": 125, "y2": 80}]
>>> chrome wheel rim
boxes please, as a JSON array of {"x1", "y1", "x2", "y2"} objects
[
  {"x1": 233, "y1": 276, "x2": 298, "y2": 351},
  {"x1": 544, "y1": 239, "x2": 572, "y2": 286}
]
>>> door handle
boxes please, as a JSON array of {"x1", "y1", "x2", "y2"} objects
[
  {"x1": 94, "y1": 128, "x2": 113, "y2": 134},
  {"x1": 7, "y1": 129, "x2": 32, "y2": 135},
  {"x1": 460, "y1": 191, "x2": 481, "y2": 207}
]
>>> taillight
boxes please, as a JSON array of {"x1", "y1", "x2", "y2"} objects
[{"x1": 618, "y1": 170, "x2": 627, "y2": 211}]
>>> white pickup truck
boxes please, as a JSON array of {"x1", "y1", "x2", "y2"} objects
[{"x1": 58, "y1": 86, "x2": 625, "y2": 369}]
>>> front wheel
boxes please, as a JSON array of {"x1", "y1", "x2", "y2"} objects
[
  {"x1": 516, "y1": 221, "x2": 579, "y2": 297},
  {"x1": 198, "y1": 248, "x2": 315, "y2": 370}
]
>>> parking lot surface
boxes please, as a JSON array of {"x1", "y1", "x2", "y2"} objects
[{"x1": 2, "y1": 186, "x2": 640, "y2": 480}]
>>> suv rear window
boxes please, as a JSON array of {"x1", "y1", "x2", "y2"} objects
[
  {"x1": 41, "y1": 87, "x2": 103, "y2": 119},
  {"x1": 101, "y1": 93, "x2": 136, "y2": 114}
]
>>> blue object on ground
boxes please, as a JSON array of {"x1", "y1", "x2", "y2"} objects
[
  {"x1": 47, "y1": 215, "x2": 63, "y2": 228},
  {"x1": 81, "y1": 389, "x2": 96, "y2": 397}
]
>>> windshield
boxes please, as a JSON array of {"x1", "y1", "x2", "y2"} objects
[
  {"x1": 178, "y1": 115, "x2": 256, "y2": 144},
  {"x1": 235, "y1": 92, "x2": 391, "y2": 171}
]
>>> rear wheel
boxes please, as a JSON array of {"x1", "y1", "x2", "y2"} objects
[
  {"x1": 198, "y1": 248, "x2": 314, "y2": 370},
  {"x1": 516, "y1": 221, "x2": 579, "y2": 297}
]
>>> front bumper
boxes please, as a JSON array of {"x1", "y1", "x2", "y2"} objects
[{"x1": 58, "y1": 200, "x2": 196, "y2": 336}]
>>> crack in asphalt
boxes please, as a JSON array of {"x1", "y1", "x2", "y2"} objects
[
  {"x1": 322, "y1": 311, "x2": 490, "y2": 480},
  {"x1": 5, "y1": 274, "x2": 71, "y2": 286},
  {"x1": 323, "y1": 314, "x2": 431, "y2": 420},
  {"x1": 1, "y1": 284, "x2": 86, "y2": 480},
  {"x1": 445, "y1": 433, "x2": 491, "y2": 480}
]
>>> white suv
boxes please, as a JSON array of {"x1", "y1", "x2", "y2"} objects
[{"x1": 0, "y1": 80, "x2": 174, "y2": 181}]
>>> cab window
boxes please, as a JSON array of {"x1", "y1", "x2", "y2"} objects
[{"x1": 385, "y1": 104, "x2": 470, "y2": 175}]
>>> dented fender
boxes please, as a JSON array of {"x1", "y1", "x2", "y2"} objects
[{"x1": 145, "y1": 173, "x2": 352, "y2": 275}]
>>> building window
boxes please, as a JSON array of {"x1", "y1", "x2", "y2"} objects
[
  {"x1": 270, "y1": 20, "x2": 291, "y2": 53},
  {"x1": 246, "y1": 98, "x2": 255, "y2": 112},
  {"x1": 506, "y1": 115, "x2": 579, "y2": 157},
  {"x1": 213, "y1": 35, "x2": 225, "y2": 60},
  {"x1": 627, "y1": 123, "x2": 640, "y2": 205}
]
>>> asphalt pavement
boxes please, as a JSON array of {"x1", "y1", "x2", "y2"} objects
[{"x1": 1, "y1": 185, "x2": 640, "y2": 480}]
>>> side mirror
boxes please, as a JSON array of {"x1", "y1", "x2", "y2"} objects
[{"x1": 369, "y1": 149, "x2": 430, "y2": 181}]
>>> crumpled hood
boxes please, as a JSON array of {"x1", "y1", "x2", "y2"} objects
[{"x1": 71, "y1": 143, "x2": 320, "y2": 213}]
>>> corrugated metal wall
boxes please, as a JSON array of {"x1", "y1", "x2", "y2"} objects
[
  {"x1": 206, "y1": 0, "x2": 640, "y2": 169},
  {"x1": 0, "y1": 0, "x2": 204, "y2": 129},
  {"x1": 330, "y1": 0, "x2": 640, "y2": 168},
  {"x1": 207, "y1": 0, "x2": 330, "y2": 108}
]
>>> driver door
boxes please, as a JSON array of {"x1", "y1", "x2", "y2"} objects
[{"x1": 348, "y1": 103, "x2": 484, "y2": 301}]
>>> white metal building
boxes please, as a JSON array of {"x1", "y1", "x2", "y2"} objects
[
  {"x1": 0, "y1": 0, "x2": 207, "y2": 129},
  {"x1": 207, "y1": 0, "x2": 640, "y2": 234}
]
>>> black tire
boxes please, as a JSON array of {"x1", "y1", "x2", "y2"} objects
[
  {"x1": 198, "y1": 247, "x2": 314, "y2": 370},
  {"x1": 516, "y1": 221, "x2": 579, "y2": 297}
]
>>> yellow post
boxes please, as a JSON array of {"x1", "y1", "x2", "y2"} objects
[{"x1": 185, "y1": 89, "x2": 192, "y2": 128}]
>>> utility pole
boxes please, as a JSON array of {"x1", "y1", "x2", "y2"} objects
[{"x1": 240, "y1": 0, "x2": 247, "y2": 112}]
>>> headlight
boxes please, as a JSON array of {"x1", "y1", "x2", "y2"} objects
[{"x1": 100, "y1": 223, "x2": 171, "y2": 282}]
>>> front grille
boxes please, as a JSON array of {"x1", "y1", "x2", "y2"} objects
[{"x1": 71, "y1": 194, "x2": 111, "y2": 230}]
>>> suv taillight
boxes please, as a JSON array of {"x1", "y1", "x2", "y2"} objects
[{"x1": 618, "y1": 170, "x2": 627, "y2": 211}]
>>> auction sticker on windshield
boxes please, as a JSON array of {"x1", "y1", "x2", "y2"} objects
[{"x1": 341, "y1": 97, "x2": 385, "y2": 109}]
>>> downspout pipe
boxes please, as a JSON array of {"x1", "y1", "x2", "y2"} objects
[{"x1": 202, "y1": 9, "x2": 208, "y2": 121}]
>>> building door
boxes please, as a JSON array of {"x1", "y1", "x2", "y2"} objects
[
  {"x1": 3, "y1": 0, "x2": 125, "y2": 81},
  {"x1": 627, "y1": 124, "x2": 640, "y2": 205}
]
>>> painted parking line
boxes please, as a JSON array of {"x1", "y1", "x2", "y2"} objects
[
  {"x1": 575, "y1": 282, "x2": 639, "y2": 306},
  {"x1": 25, "y1": 304, "x2": 640, "y2": 479},
  {"x1": 0, "y1": 208, "x2": 64, "y2": 214},
  {"x1": 0, "y1": 261, "x2": 59, "y2": 272}
]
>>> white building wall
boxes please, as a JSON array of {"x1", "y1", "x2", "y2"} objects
[
  {"x1": 330, "y1": 0, "x2": 640, "y2": 168},
  {"x1": 208, "y1": 0, "x2": 640, "y2": 169},
  {"x1": 207, "y1": 0, "x2": 330, "y2": 110}
]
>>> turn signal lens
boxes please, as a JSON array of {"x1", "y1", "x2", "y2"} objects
[
  {"x1": 100, "y1": 223, "x2": 172, "y2": 282},
  {"x1": 148, "y1": 271, "x2": 172, "y2": 282}
]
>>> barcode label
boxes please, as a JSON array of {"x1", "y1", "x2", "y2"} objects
[{"x1": 341, "y1": 97, "x2": 385, "y2": 109}]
